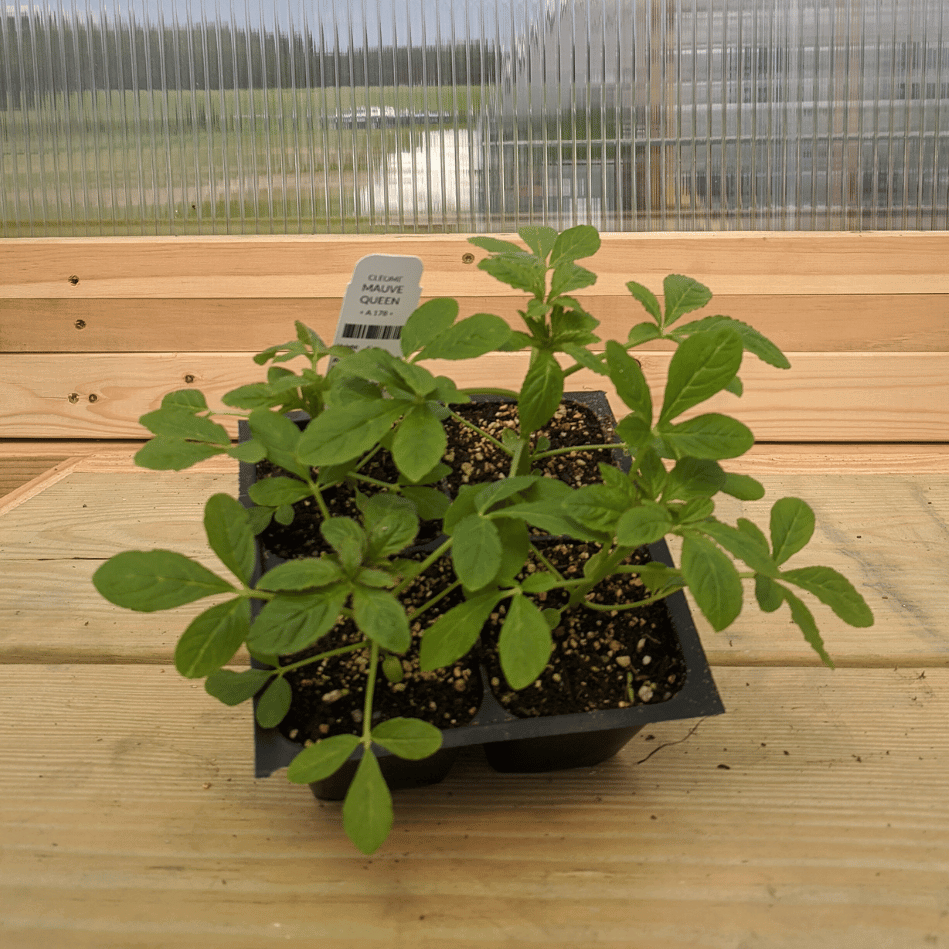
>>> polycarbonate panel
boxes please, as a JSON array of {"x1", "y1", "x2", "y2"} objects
[{"x1": 2, "y1": 0, "x2": 947, "y2": 234}]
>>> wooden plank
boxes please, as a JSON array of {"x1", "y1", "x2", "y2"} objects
[
  {"x1": 5, "y1": 232, "x2": 949, "y2": 299},
  {"x1": 2, "y1": 351, "x2": 947, "y2": 441},
  {"x1": 1, "y1": 664, "x2": 948, "y2": 948},
  {"x1": 0, "y1": 456, "x2": 70, "y2": 499},
  {"x1": 4, "y1": 292, "x2": 947, "y2": 354},
  {"x1": 1, "y1": 468, "x2": 946, "y2": 667}
]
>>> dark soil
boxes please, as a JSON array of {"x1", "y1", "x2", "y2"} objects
[
  {"x1": 255, "y1": 398, "x2": 616, "y2": 561},
  {"x1": 253, "y1": 398, "x2": 687, "y2": 746},
  {"x1": 479, "y1": 543, "x2": 686, "y2": 717}
]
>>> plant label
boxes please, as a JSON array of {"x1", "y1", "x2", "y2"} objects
[{"x1": 333, "y1": 254, "x2": 424, "y2": 357}]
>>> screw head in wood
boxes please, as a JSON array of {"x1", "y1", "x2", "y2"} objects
[
  {"x1": 462, "y1": 253, "x2": 475, "y2": 264},
  {"x1": 88, "y1": 394, "x2": 98, "y2": 403},
  {"x1": 68, "y1": 275, "x2": 79, "y2": 285},
  {"x1": 68, "y1": 393, "x2": 79, "y2": 403},
  {"x1": 74, "y1": 319, "x2": 86, "y2": 329}
]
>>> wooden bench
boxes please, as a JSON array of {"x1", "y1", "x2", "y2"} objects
[{"x1": 2, "y1": 232, "x2": 948, "y2": 948}]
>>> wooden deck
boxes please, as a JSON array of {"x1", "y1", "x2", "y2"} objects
[
  {"x1": 2, "y1": 444, "x2": 947, "y2": 948},
  {"x1": 2, "y1": 230, "x2": 948, "y2": 946}
]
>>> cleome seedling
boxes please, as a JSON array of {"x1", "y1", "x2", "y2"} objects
[{"x1": 94, "y1": 225, "x2": 874, "y2": 854}]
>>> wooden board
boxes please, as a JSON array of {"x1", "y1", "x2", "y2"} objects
[
  {"x1": 1, "y1": 465, "x2": 946, "y2": 668},
  {"x1": 3, "y1": 293, "x2": 947, "y2": 354},
  {"x1": 3, "y1": 351, "x2": 947, "y2": 441},
  {"x1": 1, "y1": 664, "x2": 947, "y2": 949},
  {"x1": 5, "y1": 231, "x2": 949, "y2": 298}
]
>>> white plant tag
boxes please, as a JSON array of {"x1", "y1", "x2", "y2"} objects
[{"x1": 332, "y1": 254, "x2": 424, "y2": 357}]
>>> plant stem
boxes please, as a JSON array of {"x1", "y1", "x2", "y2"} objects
[
  {"x1": 361, "y1": 641, "x2": 380, "y2": 745},
  {"x1": 446, "y1": 407, "x2": 510, "y2": 454},
  {"x1": 531, "y1": 442, "x2": 617, "y2": 461},
  {"x1": 390, "y1": 538, "x2": 453, "y2": 598},
  {"x1": 276, "y1": 639, "x2": 371, "y2": 674}
]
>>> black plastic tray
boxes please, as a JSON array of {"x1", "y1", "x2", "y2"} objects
[{"x1": 239, "y1": 391, "x2": 725, "y2": 799}]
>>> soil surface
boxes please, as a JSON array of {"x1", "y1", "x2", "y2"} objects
[{"x1": 254, "y1": 398, "x2": 687, "y2": 745}]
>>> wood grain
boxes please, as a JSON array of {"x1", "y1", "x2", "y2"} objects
[
  {"x1": 5, "y1": 231, "x2": 949, "y2": 298},
  {"x1": 3, "y1": 293, "x2": 947, "y2": 354},
  {"x1": 3, "y1": 351, "x2": 947, "y2": 441},
  {"x1": 1, "y1": 664, "x2": 947, "y2": 949}
]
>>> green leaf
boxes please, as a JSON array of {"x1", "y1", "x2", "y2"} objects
[
  {"x1": 492, "y1": 517, "x2": 531, "y2": 586},
  {"x1": 659, "y1": 413, "x2": 755, "y2": 460},
  {"x1": 472, "y1": 475, "x2": 540, "y2": 514},
  {"x1": 255, "y1": 675, "x2": 292, "y2": 728},
  {"x1": 174, "y1": 598, "x2": 251, "y2": 678},
  {"x1": 352, "y1": 587, "x2": 410, "y2": 653},
  {"x1": 257, "y1": 558, "x2": 343, "y2": 591},
  {"x1": 664, "y1": 457, "x2": 726, "y2": 500},
  {"x1": 606, "y1": 340, "x2": 652, "y2": 422},
  {"x1": 205, "y1": 667, "x2": 273, "y2": 705},
  {"x1": 247, "y1": 585, "x2": 349, "y2": 655},
  {"x1": 287, "y1": 733, "x2": 361, "y2": 784},
  {"x1": 415, "y1": 313, "x2": 512, "y2": 361},
  {"x1": 562, "y1": 344, "x2": 607, "y2": 376},
  {"x1": 478, "y1": 254, "x2": 546, "y2": 296},
  {"x1": 562, "y1": 483, "x2": 629, "y2": 533},
  {"x1": 698, "y1": 520, "x2": 779, "y2": 578},
  {"x1": 203, "y1": 493, "x2": 256, "y2": 585},
  {"x1": 93, "y1": 550, "x2": 235, "y2": 611},
  {"x1": 401, "y1": 486, "x2": 450, "y2": 521},
  {"x1": 419, "y1": 590, "x2": 502, "y2": 671},
  {"x1": 400, "y1": 297, "x2": 459, "y2": 356},
  {"x1": 452, "y1": 514, "x2": 503, "y2": 589},
  {"x1": 371, "y1": 717, "x2": 443, "y2": 759},
  {"x1": 770, "y1": 497, "x2": 816, "y2": 566},
  {"x1": 134, "y1": 437, "x2": 224, "y2": 471},
  {"x1": 468, "y1": 235, "x2": 525, "y2": 255},
  {"x1": 549, "y1": 225, "x2": 600, "y2": 268},
  {"x1": 680, "y1": 533, "x2": 744, "y2": 631},
  {"x1": 298, "y1": 400, "x2": 405, "y2": 467},
  {"x1": 519, "y1": 351, "x2": 564, "y2": 434},
  {"x1": 227, "y1": 439, "x2": 267, "y2": 463},
  {"x1": 518, "y1": 225, "x2": 558, "y2": 260},
  {"x1": 672, "y1": 315, "x2": 791, "y2": 369},
  {"x1": 780, "y1": 565, "x2": 875, "y2": 628},
  {"x1": 550, "y1": 262, "x2": 597, "y2": 298},
  {"x1": 160, "y1": 388, "x2": 209, "y2": 413},
  {"x1": 626, "y1": 283, "x2": 662, "y2": 324},
  {"x1": 391, "y1": 405, "x2": 447, "y2": 483},
  {"x1": 660, "y1": 329, "x2": 743, "y2": 424},
  {"x1": 222, "y1": 382, "x2": 281, "y2": 410},
  {"x1": 754, "y1": 574, "x2": 785, "y2": 613},
  {"x1": 321, "y1": 518, "x2": 366, "y2": 575},
  {"x1": 615, "y1": 414, "x2": 653, "y2": 456},
  {"x1": 626, "y1": 321, "x2": 663, "y2": 346},
  {"x1": 498, "y1": 594, "x2": 554, "y2": 690},
  {"x1": 722, "y1": 472, "x2": 766, "y2": 501},
  {"x1": 615, "y1": 502, "x2": 673, "y2": 547},
  {"x1": 781, "y1": 587, "x2": 835, "y2": 668},
  {"x1": 520, "y1": 572, "x2": 559, "y2": 593},
  {"x1": 662, "y1": 274, "x2": 713, "y2": 327},
  {"x1": 343, "y1": 748, "x2": 394, "y2": 855},
  {"x1": 139, "y1": 406, "x2": 230, "y2": 444},
  {"x1": 248, "y1": 476, "x2": 312, "y2": 508},
  {"x1": 247, "y1": 409, "x2": 309, "y2": 479},
  {"x1": 362, "y1": 493, "x2": 419, "y2": 558}
]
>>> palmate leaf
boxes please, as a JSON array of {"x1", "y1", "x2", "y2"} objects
[
  {"x1": 414, "y1": 313, "x2": 513, "y2": 361},
  {"x1": 351, "y1": 586, "x2": 411, "y2": 653},
  {"x1": 298, "y1": 399, "x2": 406, "y2": 467},
  {"x1": 549, "y1": 224, "x2": 601, "y2": 268},
  {"x1": 671, "y1": 314, "x2": 791, "y2": 370},
  {"x1": 781, "y1": 565, "x2": 875, "y2": 628},
  {"x1": 662, "y1": 274, "x2": 713, "y2": 327},
  {"x1": 517, "y1": 225, "x2": 558, "y2": 260}
]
